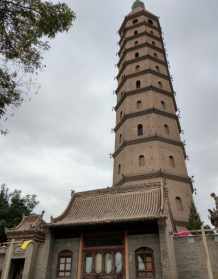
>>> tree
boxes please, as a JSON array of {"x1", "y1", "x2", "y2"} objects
[
  {"x1": 187, "y1": 201, "x2": 203, "y2": 230},
  {"x1": 209, "y1": 193, "x2": 218, "y2": 228},
  {"x1": 0, "y1": 0, "x2": 75, "y2": 132},
  {"x1": 0, "y1": 184, "x2": 39, "y2": 242}
]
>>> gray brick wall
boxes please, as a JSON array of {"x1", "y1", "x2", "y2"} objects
[
  {"x1": 175, "y1": 235, "x2": 218, "y2": 279},
  {"x1": 0, "y1": 249, "x2": 6, "y2": 271},
  {"x1": 47, "y1": 238, "x2": 80, "y2": 279},
  {"x1": 4, "y1": 232, "x2": 218, "y2": 279},
  {"x1": 32, "y1": 238, "x2": 52, "y2": 279},
  {"x1": 128, "y1": 234, "x2": 162, "y2": 279},
  {"x1": 207, "y1": 236, "x2": 218, "y2": 279},
  {"x1": 0, "y1": 252, "x2": 5, "y2": 279}
]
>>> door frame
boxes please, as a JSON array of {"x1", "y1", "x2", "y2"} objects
[{"x1": 82, "y1": 245, "x2": 125, "y2": 279}]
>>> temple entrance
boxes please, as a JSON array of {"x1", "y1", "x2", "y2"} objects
[
  {"x1": 82, "y1": 247, "x2": 124, "y2": 279},
  {"x1": 82, "y1": 232, "x2": 125, "y2": 279},
  {"x1": 9, "y1": 258, "x2": 25, "y2": 279}
]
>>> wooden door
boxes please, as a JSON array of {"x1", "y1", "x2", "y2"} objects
[
  {"x1": 10, "y1": 259, "x2": 24, "y2": 279},
  {"x1": 82, "y1": 246, "x2": 124, "y2": 279}
]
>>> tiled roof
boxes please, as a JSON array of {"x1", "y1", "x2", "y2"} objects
[
  {"x1": 51, "y1": 183, "x2": 166, "y2": 226},
  {"x1": 8, "y1": 214, "x2": 46, "y2": 233},
  {"x1": 7, "y1": 214, "x2": 47, "y2": 242}
]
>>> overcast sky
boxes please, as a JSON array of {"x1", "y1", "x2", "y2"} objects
[{"x1": 0, "y1": 0, "x2": 218, "y2": 224}]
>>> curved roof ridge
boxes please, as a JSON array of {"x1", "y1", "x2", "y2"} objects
[
  {"x1": 81, "y1": 186, "x2": 161, "y2": 199},
  {"x1": 51, "y1": 184, "x2": 166, "y2": 226},
  {"x1": 7, "y1": 213, "x2": 45, "y2": 233},
  {"x1": 51, "y1": 191, "x2": 76, "y2": 223},
  {"x1": 75, "y1": 182, "x2": 161, "y2": 196}
]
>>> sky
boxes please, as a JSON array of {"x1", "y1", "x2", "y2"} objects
[{"x1": 0, "y1": 0, "x2": 218, "y2": 224}]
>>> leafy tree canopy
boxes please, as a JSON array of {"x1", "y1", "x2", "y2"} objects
[
  {"x1": 0, "y1": 184, "x2": 39, "y2": 242},
  {"x1": 0, "y1": 0, "x2": 75, "y2": 132},
  {"x1": 187, "y1": 201, "x2": 203, "y2": 231}
]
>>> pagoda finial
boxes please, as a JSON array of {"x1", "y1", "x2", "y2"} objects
[{"x1": 132, "y1": 0, "x2": 145, "y2": 10}]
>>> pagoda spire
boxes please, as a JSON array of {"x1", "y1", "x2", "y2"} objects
[{"x1": 132, "y1": 0, "x2": 145, "y2": 10}]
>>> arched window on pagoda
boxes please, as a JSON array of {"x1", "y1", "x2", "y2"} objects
[
  {"x1": 148, "y1": 19, "x2": 154, "y2": 25},
  {"x1": 164, "y1": 124, "x2": 170, "y2": 135},
  {"x1": 136, "y1": 100, "x2": 142, "y2": 110},
  {"x1": 133, "y1": 19, "x2": 139, "y2": 25},
  {"x1": 136, "y1": 80, "x2": 141, "y2": 89},
  {"x1": 161, "y1": 100, "x2": 166, "y2": 110},
  {"x1": 118, "y1": 164, "x2": 121, "y2": 175},
  {"x1": 169, "y1": 155, "x2": 175, "y2": 168},
  {"x1": 120, "y1": 111, "x2": 123, "y2": 119},
  {"x1": 155, "y1": 65, "x2": 160, "y2": 72},
  {"x1": 119, "y1": 134, "x2": 122, "y2": 144},
  {"x1": 158, "y1": 81, "x2": 163, "y2": 88},
  {"x1": 139, "y1": 155, "x2": 145, "y2": 167},
  {"x1": 135, "y1": 65, "x2": 140, "y2": 71},
  {"x1": 176, "y1": 197, "x2": 183, "y2": 211},
  {"x1": 137, "y1": 124, "x2": 144, "y2": 136}
]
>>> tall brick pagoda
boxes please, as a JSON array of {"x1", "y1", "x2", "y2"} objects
[{"x1": 113, "y1": 0, "x2": 193, "y2": 229}]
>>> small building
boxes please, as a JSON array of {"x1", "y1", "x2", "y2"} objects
[{"x1": 1, "y1": 184, "x2": 179, "y2": 279}]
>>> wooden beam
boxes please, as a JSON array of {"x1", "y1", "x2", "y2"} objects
[
  {"x1": 124, "y1": 231, "x2": 129, "y2": 279},
  {"x1": 77, "y1": 233, "x2": 83, "y2": 279}
]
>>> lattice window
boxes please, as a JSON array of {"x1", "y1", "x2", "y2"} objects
[
  {"x1": 83, "y1": 250, "x2": 123, "y2": 276},
  {"x1": 136, "y1": 247, "x2": 155, "y2": 278},
  {"x1": 57, "y1": 250, "x2": 72, "y2": 278}
]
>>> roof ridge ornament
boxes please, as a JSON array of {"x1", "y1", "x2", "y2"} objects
[{"x1": 132, "y1": 0, "x2": 145, "y2": 10}]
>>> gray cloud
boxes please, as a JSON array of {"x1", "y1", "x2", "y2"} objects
[{"x1": 0, "y1": 0, "x2": 217, "y2": 223}]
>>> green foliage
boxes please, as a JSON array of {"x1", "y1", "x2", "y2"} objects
[
  {"x1": 187, "y1": 201, "x2": 203, "y2": 230},
  {"x1": 0, "y1": 184, "x2": 39, "y2": 242},
  {"x1": 0, "y1": 0, "x2": 75, "y2": 129}
]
